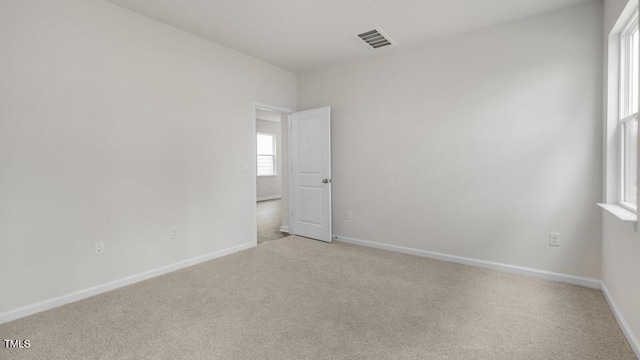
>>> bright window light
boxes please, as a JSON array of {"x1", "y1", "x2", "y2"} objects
[
  {"x1": 620, "y1": 11, "x2": 639, "y2": 210},
  {"x1": 257, "y1": 133, "x2": 276, "y2": 176}
]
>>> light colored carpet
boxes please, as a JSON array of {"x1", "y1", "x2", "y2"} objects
[
  {"x1": 256, "y1": 199, "x2": 287, "y2": 244},
  {"x1": 0, "y1": 236, "x2": 635, "y2": 360}
]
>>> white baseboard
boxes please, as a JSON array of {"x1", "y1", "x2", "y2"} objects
[
  {"x1": 257, "y1": 195, "x2": 281, "y2": 202},
  {"x1": 601, "y1": 283, "x2": 640, "y2": 359},
  {"x1": 279, "y1": 226, "x2": 289, "y2": 233},
  {"x1": 0, "y1": 241, "x2": 255, "y2": 325},
  {"x1": 334, "y1": 235, "x2": 601, "y2": 289}
]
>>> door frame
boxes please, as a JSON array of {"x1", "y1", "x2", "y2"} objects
[{"x1": 252, "y1": 102, "x2": 294, "y2": 246}]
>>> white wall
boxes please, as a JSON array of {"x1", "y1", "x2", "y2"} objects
[
  {"x1": 256, "y1": 119, "x2": 282, "y2": 200},
  {"x1": 0, "y1": 0, "x2": 296, "y2": 314},
  {"x1": 601, "y1": 0, "x2": 640, "y2": 352},
  {"x1": 299, "y1": 1, "x2": 603, "y2": 278}
]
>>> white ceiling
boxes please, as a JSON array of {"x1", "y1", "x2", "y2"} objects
[{"x1": 107, "y1": 0, "x2": 590, "y2": 73}]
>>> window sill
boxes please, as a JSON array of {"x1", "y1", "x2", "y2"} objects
[{"x1": 597, "y1": 203, "x2": 638, "y2": 231}]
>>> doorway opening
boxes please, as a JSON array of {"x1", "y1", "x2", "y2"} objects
[{"x1": 254, "y1": 104, "x2": 291, "y2": 244}]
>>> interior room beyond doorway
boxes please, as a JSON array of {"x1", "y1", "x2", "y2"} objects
[{"x1": 255, "y1": 107, "x2": 288, "y2": 244}]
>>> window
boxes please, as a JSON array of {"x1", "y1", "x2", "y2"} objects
[
  {"x1": 619, "y1": 11, "x2": 639, "y2": 211},
  {"x1": 257, "y1": 133, "x2": 276, "y2": 176}
]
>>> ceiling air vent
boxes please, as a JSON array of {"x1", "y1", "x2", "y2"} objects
[{"x1": 354, "y1": 28, "x2": 394, "y2": 50}]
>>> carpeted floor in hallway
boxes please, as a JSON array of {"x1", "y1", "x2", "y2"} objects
[{"x1": 256, "y1": 199, "x2": 287, "y2": 244}]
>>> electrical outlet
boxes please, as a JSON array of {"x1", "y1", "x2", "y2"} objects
[
  {"x1": 345, "y1": 210, "x2": 352, "y2": 220},
  {"x1": 171, "y1": 227, "x2": 179, "y2": 240},
  {"x1": 95, "y1": 241, "x2": 104, "y2": 255},
  {"x1": 548, "y1": 233, "x2": 560, "y2": 247}
]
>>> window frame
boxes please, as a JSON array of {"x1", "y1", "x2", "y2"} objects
[
  {"x1": 618, "y1": 10, "x2": 639, "y2": 213},
  {"x1": 256, "y1": 132, "x2": 277, "y2": 177}
]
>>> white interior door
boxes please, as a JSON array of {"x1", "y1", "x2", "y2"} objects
[{"x1": 290, "y1": 107, "x2": 332, "y2": 242}]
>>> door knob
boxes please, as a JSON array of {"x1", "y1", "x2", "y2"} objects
[{"x1": 322, "y1": 179, "x2": 331, "y2": 184}]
